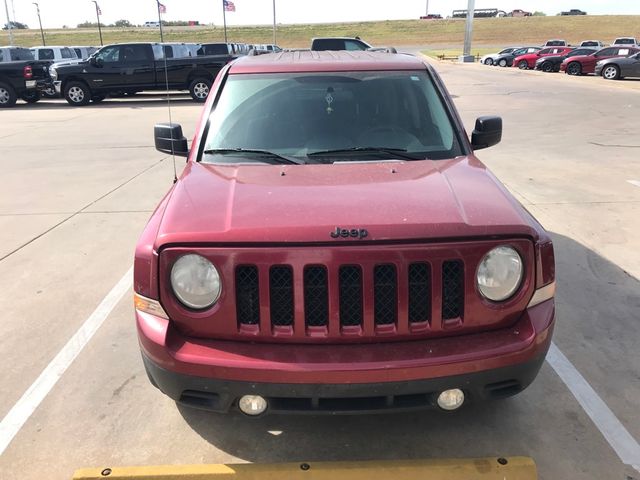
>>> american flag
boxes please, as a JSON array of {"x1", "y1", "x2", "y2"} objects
[
  {"x1": 158, "y1": 2, "x2": 167, "y2": 14},
  {"x1": 96, "y1": 4, "x2": 102, "y2": 15},
  {"x1": 224, "y1": 0, "x2": 236, "y2": 12}
]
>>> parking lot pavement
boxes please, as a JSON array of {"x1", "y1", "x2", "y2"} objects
[{"x1": 0, "y1": 66, "x2": 639, "y2": 480}]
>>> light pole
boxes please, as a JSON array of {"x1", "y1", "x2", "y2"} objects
[
  {"x1": 32, "y1": 2, "x2": 45, "y2": 45},
  {"x1": 272, "y1": 0, "x2": 276, "y2": 45},
  {"x1": 92, "y1": 1, "x2": 103, "y2": 46},
  {"x1": 3, "y1": 0, "x2": 13, "y2": 44},
  {"x1": 459, "y1": 0, "x2": 475, "y2": 62},
  {"x1": 425, "y1": 0, "x2": 429, "y2": 16}
]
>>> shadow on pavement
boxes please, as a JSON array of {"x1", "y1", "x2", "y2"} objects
[
  {"x1": 175, "y1": 232, "x2": 640, "y2": 471},
  {"x1": 10, "y1": 94, "x2": 196, "y2": 111}
]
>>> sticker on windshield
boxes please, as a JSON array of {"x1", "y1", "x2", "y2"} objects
[{"x1": 325, "y1": 88, "x2": 334, "y2": 115}]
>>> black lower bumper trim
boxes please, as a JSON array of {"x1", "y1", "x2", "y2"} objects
[{"x1": 142, "y1": 353, "x2": 547, "y2": 415}]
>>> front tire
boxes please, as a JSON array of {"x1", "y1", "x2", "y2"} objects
[
  {"x1": 0, "y1": 82, "x2": 17, "y2": 108},
  {"x1": 484, "y1": 58, "x2": 493, "y2": 65},
  {"x1": 189, "y1": 78, "x2": 211, "y2": 102},
  {"x1": 21, "y1": 90, "x2": 41, "y2": 104},
  {"x1": 64, "y1": 81, "x2": 92, "y2": 106},
  {"x1": 602, "y1": 65, "x2": 620, "y2": 80},
  {"x1": 566, "y1": 62, "x2": 582, "y2": 76},
  {"x1": 498, "y1": 59, "x2": 508, "y2": 67},
  {"x1": 517, "y1": 60, "x2": 529, "y2": 69},
  {"x1": 541, "y1": 61, "x2": 553, "y2": 72}
]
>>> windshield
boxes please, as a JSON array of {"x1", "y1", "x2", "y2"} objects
[
  {"x1": 615, "y1": 38, "x2": 634, "y2": 45},
  {"x1": 200, "y1": 71, "x2": 463, "y2": 164}
]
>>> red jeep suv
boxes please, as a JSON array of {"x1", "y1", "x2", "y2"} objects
[{"x1": 135, "y1": 51, "x2": 556, "y2": 415}]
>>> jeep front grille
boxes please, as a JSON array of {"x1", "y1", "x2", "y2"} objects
[{"x1": 237, "y1": 260, "x2": 464, "y2": 336}]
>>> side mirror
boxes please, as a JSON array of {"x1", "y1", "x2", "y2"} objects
[
  {"x1": 89, "y1": 56, "x2": 103, "y2": 67},
  {"x1": 154, "y1": 123, "x2": 189, "y2": 157},
  {"x1": 471, "y1": 116, "x2": 502, "y2": 150}
]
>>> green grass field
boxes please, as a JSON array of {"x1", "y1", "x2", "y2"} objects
[{"x1": 2, "y1": 15, "x2": 638, "y2": 49}]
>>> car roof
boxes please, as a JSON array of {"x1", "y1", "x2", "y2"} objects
[{"x1": 229, "y1": 51, "x2": 426, "y2": 74}]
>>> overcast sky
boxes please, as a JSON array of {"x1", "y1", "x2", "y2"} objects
[{"x1": 5, "y1": 0, "x2": 640, "y2": 29}]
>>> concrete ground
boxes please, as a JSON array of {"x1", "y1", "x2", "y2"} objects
[{"x1": 0, "y1": 60, "x2": 639, "y2": 480}]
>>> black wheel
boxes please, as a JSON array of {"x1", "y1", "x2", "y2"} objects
[
  {"x1": 91, "y1": 95, "x2": 107, "y2": 103},
  {"x1": 602, "y1": 64, "x2": 620, "y2": 80},
  {"x1": 484, "y1": 58, "x2": 493, "y2": 65},
  {"x1": 43, "y1": 87, "x2": 58, "y2": 98},
  {"x1": 189, "y1": 78, "x2": 211, "y2": 102},
  {"x1": 566, "y1": 62, "x2": 582, "y2": 76},
  {"x1": 541, "y1": 61, "x2": 553, "y2": 72},
  {"x1": 21, "y1": 90, "x2": 41, "y2": 104},
  {"x1": 64, "y1": 81, "x2": 92, "y2": 106},
  {"x1": 0, "y1": 82, "x2": 17, "y2": 108},
  {"x1": 498, "y1": 58, "x2": 508, "y2": 67},
  {"x1": 517, "y1": 60, "x2": 529, "y2": 69}
]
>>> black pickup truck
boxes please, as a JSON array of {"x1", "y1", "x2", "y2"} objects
[
  {"x1": 50, "y1": 42, "x2": 233, "y2": 105},
  {"x1": 0, "y1": 60, "x2": 51, "y2": 107}
]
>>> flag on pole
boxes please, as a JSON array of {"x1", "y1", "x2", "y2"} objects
[
  {"x1": 96, "y1": 4, "x2": 102, "y2": 15},
  {"x1": 223, "y1": 0, "x2": 236, "y2": 12},
  {"x1": 158, "y1": 2, "x2": 167, "y2": 13}
]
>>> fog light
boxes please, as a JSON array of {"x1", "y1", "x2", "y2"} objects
[
  {"x1": 437, "y1": 389, "x2": 465, "y2": 411},
  {"x1": 238, "y1": 395, "x2": 268, "y2": 416}
]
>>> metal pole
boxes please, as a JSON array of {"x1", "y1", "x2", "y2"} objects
[
  {"x1": 272, "y1": 0, "x2": 276, "y2": 45},
  {"x1": 425, "y1": 0, "x2": 429, "y2": 16},
  {"x1": 3, "y1": 0, "x2": 13, "y2": 44},
  {"x1": 156, "y1": 1, "x2": 164, "y2": 42},
  {"x1": 33, "y1": 2, "x2": 45, "y2": 45},
  {"x1": 92, "y1": 1, "x2": 103, "y2": 46},
  {"x1": 461, "y1": 0, "x2": 475, "y2": 61},
  {"x1": 222, "y1": 0, "x2": 227, "y2": 43}
]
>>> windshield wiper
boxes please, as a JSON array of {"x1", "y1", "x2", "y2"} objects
[
  {"x1": 307, "y1": 147, "x2": 423, "y2": 161},
  {"x1": 203, "y1": 148, "x2": 305, "y2": 165}
]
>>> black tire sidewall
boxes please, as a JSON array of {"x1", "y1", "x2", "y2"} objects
[
  {"x1": 64, "y1": 81, "x2": 92, "y2": 106},
  {"x1": 189, "y1": 78, "x2": 211, "y2": 102},
  {"x1": 567, "y1": 62, "x2": 581, "y2": 75},
  {"x1": 0, "y1": 82, "x2": 18, "y2": 108}
]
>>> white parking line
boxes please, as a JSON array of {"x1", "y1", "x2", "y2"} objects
[
  {"x1": 0, "y1": 267, "x2": 132, "y2": 456},
  {"x1": 628, "y1": 180, "x2": 640, "y2": 188},
  {"x1": 547, "y1": 343, "x2": 640, "y2": 473}
]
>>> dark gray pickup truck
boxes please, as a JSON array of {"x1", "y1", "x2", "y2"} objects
[
  {"x1": 51, "y1": 42, "x2": 234, "y2": 105},
  {"x1": 0, "y1": 58, "x2": 51, "y2": 107}
]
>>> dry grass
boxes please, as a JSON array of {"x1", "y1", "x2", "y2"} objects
[{"x1": 2, "y1": 16, "x2": 638, "y2": 49}]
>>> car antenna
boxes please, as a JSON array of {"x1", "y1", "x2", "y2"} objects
[{"x1": 156, "y1": 1, "x2": 178, "y2": 184}]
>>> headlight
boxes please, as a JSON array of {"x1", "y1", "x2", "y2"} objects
[
  {"x1": 170, "y1": 254, "x2": 221, "y2": 309},
  {"x1": 49, "y1": 67, "x2": 57, "y2": 80},
  {"x1": 476, "y1": 246, "x2": 523, "y2": 302}
]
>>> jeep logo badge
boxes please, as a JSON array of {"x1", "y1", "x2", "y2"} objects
[{"x1": 330, "y1": 227, "x2": 368, "y2": 239}]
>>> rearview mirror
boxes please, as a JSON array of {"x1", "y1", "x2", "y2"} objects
[
  {"x1": 154, "y1": 123, "x2": 189, "y2": 157},
  {"x1": 471, "y1": 116, "x2": 502, "y2": 150}
]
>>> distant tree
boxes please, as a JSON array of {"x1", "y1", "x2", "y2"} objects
[
  {"x1": 113, "y1": 19, "x2": 132, "y2": 28},
  {"x1": 533, "y1": 11, "x2": 546, "y2": 16},
  {"x1": 77, "y1": 21, "x2": 99, "y2": 28},
  {"x1": 3, "y1": 20, "x2": 29, "y2": 29}
]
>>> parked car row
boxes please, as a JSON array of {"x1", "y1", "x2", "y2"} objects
[
  {"x1": 481, "y1": 38, "x2": 640, "y2": 81},
  {"x1": 0, "y1": 40, "x2": 283, "y2": 107}
]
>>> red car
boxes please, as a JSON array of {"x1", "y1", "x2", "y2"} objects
[
  {"x1": 512, "y1": 47, "x2": 573, "y2": 69},
  {"x1": 560, "y1": 46, "x2": 640, "y2": 75},
  {"x1": 135, "y1": 51, "x2": 556, "y2": 416}
]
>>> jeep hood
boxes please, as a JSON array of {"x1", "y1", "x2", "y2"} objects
[{"x1": 155, "y1": 157, "x2": 540, "y2": 245}]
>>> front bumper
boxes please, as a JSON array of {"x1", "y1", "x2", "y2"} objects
[
  {"x1": 594, "y1": 64, "x2": 604, "y2": 76},
  {"x1": 138, "y1": 300, "x2": 554, "y2": 413}
]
